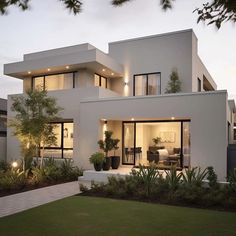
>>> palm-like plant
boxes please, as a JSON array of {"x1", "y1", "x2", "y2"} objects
[
  {"x1": 182, "y1": 167, "x2": 208, "y2": 187},
  {"x1": 132, "y1": 164, "x2": 160, "y2": 197},
  {"x1": 165, "y1": 166, "x2": 182, "y2": 191}
]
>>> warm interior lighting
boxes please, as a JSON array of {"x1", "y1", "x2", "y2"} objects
[
  {"x1": 28, "y1": 71, "x2": 31, "y2": 74},
  {"x1": 66, "y1": 66, "x2": 70, "y2": 69},
  {"x1": 47, "y1": 68, "x2": 51, "y2": 72},
  {"x1": 12, "y1": 161, "x2": 18, "y2": 168},
  {"x1": 111, "y1": 72, "x2": 114, "y2": 76},
  {"x1": 171, "y1": 117, "x2": 175, "y2": 120},
  {"x1": 102, "y1": 68, "x2": 106, "y2": 72},
  {"x1": 131, "y1": 118, "x2": 134, "y2": 121}
]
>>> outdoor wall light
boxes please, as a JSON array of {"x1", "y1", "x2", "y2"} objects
[{"x1": 124, "y1": 81, "x2": 129, "y2": 86}]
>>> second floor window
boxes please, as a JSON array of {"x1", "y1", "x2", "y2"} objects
[
  {"x1": 33, "y1": 72, "x2": 75, "y2": 91},
  {"x1": 134, "y1": 72, "x2": 161, "y2": 96},
  {"x1": 94, "y1": 74, "x2": 107, "y2": 89}
]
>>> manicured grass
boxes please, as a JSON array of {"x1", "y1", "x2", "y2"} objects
[{"x1": 1, "y1": 196, "x2": 236, "y2": 236}]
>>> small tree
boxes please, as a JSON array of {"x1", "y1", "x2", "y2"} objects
[
  {"x1": 165, "y1": 69, "x2": 181, "y2": 94},
  {"x1": 10, "y1": 89, "x2": 62, "y2": 169},
  {"x1": 98, "y1": 131, "x2": 118, "y2": 157}
]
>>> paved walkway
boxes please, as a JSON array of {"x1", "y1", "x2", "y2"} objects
[{"x1": 0, "y1": 180, "x2": 90, "y2": 218}]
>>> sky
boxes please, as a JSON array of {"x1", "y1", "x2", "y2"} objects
[{"x1": 0, "y1": 0, "x2": 235, "y2": 99}]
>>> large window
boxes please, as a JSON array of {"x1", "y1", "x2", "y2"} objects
[
  {"x1": 94, "y1": 74, "x2": 107, "y2": 89},
  {"x1": 33, "y1": 72, "x2": 75, "y2": 91},
  {"x1": 134, "y1": 73, "x2": 161, "y2": 96},
  {"x1": 122, "y1": 120, "x2": 191, "y2": 169},
  {"x1": 43, "y1": 122, "x2": 74, "y2": 158}
]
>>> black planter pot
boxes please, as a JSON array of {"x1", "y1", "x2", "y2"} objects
[
  {"x1": 111, "y1": 156, "x2": 120, "y2": 169},
  {"x1": 103, "y1": 157, "x2": 111, "y2": 171},
  {"x1": 94, "y1": 163, "x2": 103, "y2": 171}
]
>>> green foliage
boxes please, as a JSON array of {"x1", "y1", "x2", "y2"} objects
[
  {"x1": 10, "y1": 89, "x2": 62, "y2": 169},
  {"x1": 207, "y1": 166, "x2": 219, "y2": 189},
  {"x1": 0, "y1": 0, "x2": 235, "y2": 29},
  {"x1": 98, "y1": 131, "x2": 119, "y2": 157},
  {"x1": 165, "y1": 69, "x2": 181, "y2": 93},
  {"x1": 89, "y1": 152, "x2": 105, "y2": 165},
  {"x1": 112, "y1": 0, "x2": 236, "y2": 28},
  {"x1": 0, "y1": 160, "x2": 11, "y2": 172},
  {"x1": 0, "y1": 0, "x2": 82, "y2": 15},
  {"x1": 164, "y1": 166, "x2": 182, "y2": 191},
  {"x1": 0, "y1": 169, "x2": 26, "y2": 190},
  {"x1": 182, "y1": 167, "x2": 208, "y2": 187},
  {"x1": 131, "y1": 164, "x2": 160, "y2": 197},
  {"x1": 227, "y1": 169, "x2": 236, "y2": 192},
  {"x1": 60, "y1": 159, "x2": 83, "y2": 181}
]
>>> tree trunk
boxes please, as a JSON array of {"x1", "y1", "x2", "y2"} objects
[{"x1": 40, "y1": 145, "x2": 44, "y2": 169}]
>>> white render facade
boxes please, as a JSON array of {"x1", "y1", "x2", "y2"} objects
[{"x1": 4, "y1": 29, "x2": 235, "y2": 181}]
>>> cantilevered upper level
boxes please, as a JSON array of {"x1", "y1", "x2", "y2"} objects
[{"x1": 4, "y1": 29, "x2": 217, "y2": 97}]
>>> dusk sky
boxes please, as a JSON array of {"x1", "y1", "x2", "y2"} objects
[{"x1": 0, "y1": 0, "x2": 235, "y2": 99}]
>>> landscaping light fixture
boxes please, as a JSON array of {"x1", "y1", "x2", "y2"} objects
[{"x1": 12, "y1": 161, "x2": 18, "y2": 168}]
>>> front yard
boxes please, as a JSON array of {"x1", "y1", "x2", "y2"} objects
[{"x1": 1, "y1": 196, "x2": 236, "y2": 236}]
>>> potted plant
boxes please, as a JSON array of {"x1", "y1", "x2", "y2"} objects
[
  {"x1": 111, "y1": 138, "x2": 120, "y2": 169},
  {"x1": 152, "y1": 137, "x2": 162, "y2": 146},
  {"x1": 89, "y1": 152, "x2": 105, "y2": 171},
  {"x1": 98, "y1": 131, "x2": 114, "y2": 171}
]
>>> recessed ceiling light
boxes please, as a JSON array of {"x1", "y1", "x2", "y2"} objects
[
  {"x1": 66, "y1": 66, "x2": 70, "y2": 69},
  {"x1": 171, "y1": 117, "x2": 175, "y2": 120},
  {"x1": 131, "y1": 118, "x2": 134, "y2": 121},
  {"x1": 47, "y1": 68, "x2": 51, "y2": 72},
  {"x1": 102, "y1": 69, "x2": 106, "y2": 72},
  {"x1": 27, "y1": 71, "x2": 31, "y2": 74}
]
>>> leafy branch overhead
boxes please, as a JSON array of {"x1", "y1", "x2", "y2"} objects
[{"x1": 0, "y1": 0, "x2": 235, "y2": 28}]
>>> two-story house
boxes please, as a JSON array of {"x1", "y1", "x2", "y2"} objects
[{"x1": 4, "y1": 29, "x2": 235, "y2": 181}]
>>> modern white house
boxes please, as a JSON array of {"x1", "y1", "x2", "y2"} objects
[{"x1": 4, "y1": 29, "x2": 235, "y2": 181}]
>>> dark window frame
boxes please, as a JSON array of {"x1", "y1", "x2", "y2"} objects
[
  {"x1": 197, "y1": 78, "x2": 201, "y2": 92},
  {"x1": 32, "y1": 72, "x2": 76, "y2": 91},
  {"x1": 133, "y1": 72, "x2": 161, "y2": 96},
  {"x1": 122, "y1": 119, "x2": 191, "y2": 168},
  {"x1": 94, "y1": 73, "x2": 108, "y2": 89},
  {"x1": 44, "y1": 121, "x2": 73, "y2": 159}
]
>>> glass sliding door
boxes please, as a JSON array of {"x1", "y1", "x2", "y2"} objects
[
  {"x1": 123, "y1": 123, "x2": 135, "y2": 165},
  {"x1": 123, "y1": 120, "x2": 190, "y2": 168}
]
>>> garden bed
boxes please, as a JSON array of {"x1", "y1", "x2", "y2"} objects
[
  {"x1": 79, "y1": 165, "x2": 236, "y2": 212},
  {"x1": 0, "y1": 159, "x2": 82, "y2": 197}
]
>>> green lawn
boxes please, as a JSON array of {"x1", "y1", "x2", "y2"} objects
[{"x1": 1, "y1": 196, "x2": 236, "y2": 236}]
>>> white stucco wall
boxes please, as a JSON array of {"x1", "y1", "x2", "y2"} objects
[
  {"x1": 109, "y1": 30, "x2": 194, "y2": 96},
  {"x1": 78, "y1": 91, "x2": 228, "y2": 181},
  {"x1": 7, "y1": 87, "x2": 119, "y2": 163}
]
